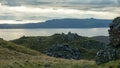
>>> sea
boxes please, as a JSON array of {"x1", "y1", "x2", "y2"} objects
[{"x1": 0, "y1": 28, "x2": 109, "y2": 40}]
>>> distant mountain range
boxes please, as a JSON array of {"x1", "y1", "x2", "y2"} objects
[{"x1": 0, "y1": 18, "x2": 112, "y2": 28}]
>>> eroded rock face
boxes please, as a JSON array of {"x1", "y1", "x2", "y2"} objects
[
  {"x1": 96, "y1": 46, "x2": 120, "y2": 64},
  {"x1": 96, "y1": 17, "x2": 120, "y2": 64},
  {"x1": 109, "y1": 17, "x2": 120, "y2": 47},
  {"x1": 44, "y1": 44, "x2": 81, "y2": 59}
]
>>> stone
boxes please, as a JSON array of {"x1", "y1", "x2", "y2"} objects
[
  {"x1": 109, "y1": 17, "x2": 120, "y2": 47},
  {"x1": 96, "y1": 17, "x2": 120, "y2": 64},
  {"x1": 95, "y1": 46, "x2": 117, "y2": 64},
  {"x1": 59, "y1": 32, "x2": 80, "y2": 41},
  {"x1": 44, "y1": 44, "x2": 81, "y2": 59}
]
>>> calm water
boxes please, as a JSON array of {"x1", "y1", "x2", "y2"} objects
[{"x1": 0, "y1": 28, "x2": 109, "y2": 40}]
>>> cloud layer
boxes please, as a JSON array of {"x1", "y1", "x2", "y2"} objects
[{"x1": 0, "y1": 0, "x2": 119, "y2": 24}]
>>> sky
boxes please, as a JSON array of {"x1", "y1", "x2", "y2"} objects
[{"x1": 0, "y1": 0, "x2": 119, "y2": 24}]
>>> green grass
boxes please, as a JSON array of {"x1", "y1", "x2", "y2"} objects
[
  {"x1": 0, "y1": 57, "x2": 120, "y2": 68},
  {"x1": 0, "y1": 38, "x2": 42, "y2": 60},
  {"x1": 0, "y1": 38, "x2": 119, "y2": 68},
  {"x1": 11, "y1": 34, "x2": 105, "y2": 60}
]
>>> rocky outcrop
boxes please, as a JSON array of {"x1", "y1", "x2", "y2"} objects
[
  {"x1": 95, "y1": 46, "x2": 120, "y2": 64},
  {"x1": 109, "y1": 17, "x2": 120, "y2": 47},
  {"x1": 44, "y1": 44, "x2": 81, "y2": 59},
  {"x1": 57, "y1": 32, "x2": 80, "y2": 41},
  {"x1": 96, "y1": 17, "x2": 120, "y2": 64}
]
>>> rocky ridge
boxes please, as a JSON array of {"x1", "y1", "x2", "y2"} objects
[
  {"x1": 109, "y1": 17, "x2": 120, "y2": 47},
  {"x1": 96, "y1": 17, "x2": 120, "y2": 64}
]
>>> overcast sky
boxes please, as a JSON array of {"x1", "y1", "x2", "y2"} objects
[{"x1": 0, "y1": 0, "x2": 119, "y2": 24}]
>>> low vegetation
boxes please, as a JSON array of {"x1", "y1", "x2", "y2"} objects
[
  {"x1": 11, "y1": 32, "x2": 105, "y2": 59},
  {"x1": 0, "y1": 33, "x2": 119, "y2": 68},
  {"x1": 0, "y1": 57, "x2": 120, "y2": 68}
]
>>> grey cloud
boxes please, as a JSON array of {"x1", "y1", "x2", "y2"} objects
[
  {"x1": 24, "y1": 16, "x2": 52, "y2": 20},
  {"x1": 0, "y1": 0, "x2": 119, "y2": 13},
  {"x1": 0, "y1": 0, "x2": 119, "y2": 6},
  {"x1": 0, "y1": 0, "x2": 119, "y2": 22},
  {"x1": 0, "y1": 15, "x2": 15, "y2": 20},
  {"x1": 117, "y1": 0, "x2": 120, "y2": 5},
  {"x1": 0, "y1": 0, "x2": 53, "y2": 6},
  {"x1": 0, "y1": 12, "x2": 56, "y2": 20},
  {"x1": 0, "y1": 0, "x2": 21, "y2": 6}
]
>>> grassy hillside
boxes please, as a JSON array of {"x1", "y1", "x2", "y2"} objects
[
  {"x1": 0, "y1": 56, "x2": 120, "y2": 68},
  {"x1": 11, "y1": 33, "x2": 105, "y2": 59},
  {"x1": 0, "y1": 38, "x2": 41, "y2": 60},
  {"x1": 0, "y1": 36, "x2": 119, "y2": 68},
  {"x1": 0, "y1": 38, "x2": 94, "y2": 68}
]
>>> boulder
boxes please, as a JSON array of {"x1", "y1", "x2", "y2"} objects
[
  {"x1": 44, "y1": 44, "x2": 81, "y2": 59},
  {"x1": 95, "y1": 46, "x2": 119, "y2": 64},
  {"x1": 96, "y1": 17, "x2": 120, "y2": 64},
  {"x1": 109, "y1": 17, "x2": 120, "y2": 47}
]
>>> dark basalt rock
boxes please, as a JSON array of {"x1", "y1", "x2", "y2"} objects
[
  {"x1": 96, "y1": 17, "x2": 120, "y2": 64},
  {"x1": 109, "y1": 17, "x2": 120, "y2": 47},
  {"x1": 96, "y1": 46, "x2": 120, "y2": 64},
  {"x1": 44, "y1": 44, "x2": 81, "y2": 60},
  {"x1": 59, "y1": 32, "x2": 80, "y2": 41}
]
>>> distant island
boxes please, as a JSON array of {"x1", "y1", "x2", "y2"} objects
[{"x1": 0, "y1": 18, "x2": 112, "y2": 28}]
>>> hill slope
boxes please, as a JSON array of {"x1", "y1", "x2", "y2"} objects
[
  {"x1": 0, "y1": 36, "x2": 119, "y2": 68},
  {"x1": 11, "y1": 32, "x2": 105, "y2": 59},
  {"x1": 0, "y1": 38, "x2": 41, "y2": 60}
]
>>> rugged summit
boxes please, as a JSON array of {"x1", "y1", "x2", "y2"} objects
[
  {"x1": 57, "y1": 32, "x2": 80, "y2": 41},
  {"x1": 96, "y1": 17, "x2": 120, "y2": 64},
  {"x1": 109, "y1": 17, "x2": 120, "y2": 47}
]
